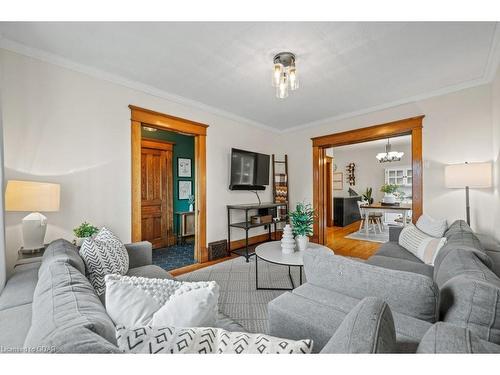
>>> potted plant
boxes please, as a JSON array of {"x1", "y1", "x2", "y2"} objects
[
  {"x1": 380, "y1": 184, "x2": 399, "y2": 204},
  {"x1": 188, "y1": 194, "x2": 195, "y2": 212},
  {"x1": 362, "y1": 187, "x2": 374, "y2": 204},
  {"x1": 73, "y1": 222, "x2": 99, "y2": 246},
  {"x1": 289, "y1": 202, "x2": 315, "y2": 251}
]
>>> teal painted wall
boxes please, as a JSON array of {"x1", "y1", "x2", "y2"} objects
[{"x1": 141, "y1": 128, "x2": 195, "y2": 234}]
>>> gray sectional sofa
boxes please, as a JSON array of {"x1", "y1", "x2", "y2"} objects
[
  {"x1": 0, "y1": 239, "x2": 243, "y2": 353},
  {"x1": 269, "y1": 220, "x2": 500, "y2": 353}
]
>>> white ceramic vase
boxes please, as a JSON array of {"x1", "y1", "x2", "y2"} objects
[
  {"x1": 189, "y1": 204, "x2": 194, "y2": 212},
  {"x1": 281, "y1": 224, "x2": 296, "y2": 254},
  {"x1": 75, "y1": 237, "x2": 88, "y2": 247},
  {"x1": 296, "y1": 235, "x2": 309, "y2": 251}
]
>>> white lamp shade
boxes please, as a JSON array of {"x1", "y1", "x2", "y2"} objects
[
  {"x1": 445, "y1": 162, "x2": 492, "y2": 188},
  {"x1": 5, "y1": 180, "x2": 60, "y2": 212}
]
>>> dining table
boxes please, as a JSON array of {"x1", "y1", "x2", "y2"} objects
[{"x1": 360, "y1": 202, "x2": 412, "y2": 235}]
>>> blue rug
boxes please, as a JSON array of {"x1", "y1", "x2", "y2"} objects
[{"x1": 152, "y1": 243, "x2": 196, "y2": 271}]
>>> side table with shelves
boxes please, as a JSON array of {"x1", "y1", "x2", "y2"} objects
[{"x1": 227, "y1": 202, "x2": 288, "y2": 262}]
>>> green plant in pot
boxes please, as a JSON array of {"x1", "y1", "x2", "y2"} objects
[
  {"x1": 362, "y1": 187, "x2": 374, "y2": 204},
  {"x1": 289, "y1": 202, "x2": 315, "y2": 251},
  {"x1": 380, "y1": 184, "x2": 399, "y2": 204},
  {"x1": 73, "y1": 222, "x2": 99, "y2": 246}
]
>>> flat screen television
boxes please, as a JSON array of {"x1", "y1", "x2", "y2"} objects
[{"x1": 229, "y1": 148, "x2": 270, "y2": 190}]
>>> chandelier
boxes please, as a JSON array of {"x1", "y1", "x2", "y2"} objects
[
  {"x1": 272, "y1": 52, "x2": 299, "y2": 99},
  {"x1": 376, "y1": 139, "x2": 404, "y2": 163}
]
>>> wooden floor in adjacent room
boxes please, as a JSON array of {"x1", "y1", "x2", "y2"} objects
[{"x1": 325, "y1": 221, "x2": 381, "y2": 260}]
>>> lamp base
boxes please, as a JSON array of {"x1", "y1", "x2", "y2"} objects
[{"x1": 22, "y1": 212, "x2": 47, "y2": 250}]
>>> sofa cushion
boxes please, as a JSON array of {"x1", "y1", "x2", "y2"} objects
[
  {"x1": 398, "y1": 225, "x2": 447, "y2": 265},
  {"x1": 268, "y1": 288, "x2": 431, "y2": 353},
  {"x1": 24, "y1": 261, "x2": 117, "y2": 349},
  {"x1": 40, "y1": 239, "x2": 86, "y2": 276},
  {"x1": 126, "y1": 265, "x2": 174, "y2": 279},
  {"x1": 366, "y1": 255, "x2": 434, "y2": 278},
  {"x1": 320, "y1": 297, "x2": 396, "y2": 353},
  {"x1": 0, "y1": 264, "x2": 39, "y2": 311},
  {"x1": 374, "y1": 241, "x2": 424, "y2": 263},
  {"x1": 417, "y1": 322, "x2": 500, "y2": 354},
  {"x1": 0, "y1": 304, "x2": 33, "y2": 351},
  {"x1": 42, "y1": 325, "x2": 121, "y2": 353},
  {"x1": 440, "y1": 273, "x2": 500, "y2": 344}
]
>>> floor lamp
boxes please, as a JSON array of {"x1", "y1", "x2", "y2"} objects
[{"x1": 444, "y1": 162, "x2": 492, "y2": 226}]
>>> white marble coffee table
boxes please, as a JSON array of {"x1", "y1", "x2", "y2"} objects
[{"x1": 254, "y1": 241, "x2": 332, "y2": 290}]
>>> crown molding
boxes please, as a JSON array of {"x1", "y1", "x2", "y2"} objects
[{"x1": 0, "y1": 36, "x2": 280, "y2": 134}]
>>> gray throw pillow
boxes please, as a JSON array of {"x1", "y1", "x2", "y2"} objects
[{"x1": 320, "y1": 297, "x2": 396, "y2": 353}]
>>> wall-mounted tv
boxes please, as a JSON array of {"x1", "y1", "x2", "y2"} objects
[{"x1": 229, "y1": 148, "x2": 270, "y2": 191}]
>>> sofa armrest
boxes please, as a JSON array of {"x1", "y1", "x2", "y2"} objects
[
  {"x1": 125, "y1": 241, "x2": 152, "y2": 269},
  {"x1": 303, "y1": 247, "x2": 439, "y2": 322},
  {"x1": 389, "y1": 226, "x2": 404, "y2": 242}
]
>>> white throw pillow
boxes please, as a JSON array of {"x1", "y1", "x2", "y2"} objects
[
  {"x1": 399, "y1": 225, "x2": 447, "y2": 265},
  {"x1": 416, "y1": 214, "x2": 448, "y2": 238},
  {"x1": 116, "y1": 325, "x2": 313, "y2": 354},
  {"x1": 79, "y1": 227, "x2": 129, "y2": 295},
  {"x1": 105, "y1": 274, "x2": 219, "y2": 328}
]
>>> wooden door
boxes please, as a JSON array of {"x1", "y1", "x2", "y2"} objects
[
  {"x1": 141, "y1": 139, "x2": 174, "y2": 249},
  {"x1": 325, "y1": 156, "x2": 333, "y2": 227}
]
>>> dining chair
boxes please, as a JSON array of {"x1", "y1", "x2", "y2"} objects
[{"x1": 357, "y1": 200, "x2": 384, "y2": 233}]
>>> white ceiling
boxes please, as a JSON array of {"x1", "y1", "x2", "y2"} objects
[{"x1": 0, "y1": 22, "x2": 499, "y2": 131}]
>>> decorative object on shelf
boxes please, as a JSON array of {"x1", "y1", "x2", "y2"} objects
[
  {"x1": 177, "y1": 157, "x2": 192, "y2": 178},
  {"x1": 348, "y1": 188, "x2": 358, "y2": 197},
  {"x1": 5, "y1": 180, "x2": 60, "y2": 253},
  {"x1": 178, "y1": 180, "x2": 192, "y2": 200},
  {"x1": 272, "y1": 52, "x2": 299, "y2": 99},
  {"x1": 333, "y1": 172, "x2": 343, "y2": 190},
  {"x1": 250, "y1": 215, "x2": 273, "y2": 225},
  {"x1": 445, "y1": 162, "x2": 492, "y2": 226},
  {"x1": 376, "y1": 138, "x2": 404, "y2": 163},
  {"x1": 346, "y1": 163, "x2": 356, "y2": 186},
  {"x1": 290, "y1": 202, "x2": 315, "y2": 251},
  {"x1": 380, "y1": 184, "x2": 400, "y2": 204},
  {"x1": 73, "y1": 221, "x2": 99, "y2": 247},
  {"x1": 188, "y1": 194, "x2": 195, "y2": 212},
  {"x1": 280, "y1": 224, "x2": 296, "y2": 254},
  {"x1": 362, "y1": 187, "x2": 374, "y2": 204}
]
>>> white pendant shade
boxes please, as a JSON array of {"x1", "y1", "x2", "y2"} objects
[{"x1": 5, "y1": 180, "x2": 60, "y2": 212}]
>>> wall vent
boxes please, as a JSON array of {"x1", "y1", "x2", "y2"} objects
[{"x1": 208, "y1": 239, "x2": 228, "y2": 261}]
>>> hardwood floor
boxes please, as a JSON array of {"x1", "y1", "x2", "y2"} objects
[{"x1": 325, "y1": 220, "x2": 380, "y2": 260}]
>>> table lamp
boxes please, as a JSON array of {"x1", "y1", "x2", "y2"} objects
[
  {"x1": 444, "y1": 162, "x2": 492, "y2": 226},
  {"x1": 5, "y1": 180, "x2": 60, "y2": 252}
]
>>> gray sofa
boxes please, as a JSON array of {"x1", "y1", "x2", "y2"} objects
[
  {"x1": 269, "y1": 220, "x2": 500, "y2": 353},
  {"x1": 0, "y1": 239, "x2": 243, "y2": 353}
]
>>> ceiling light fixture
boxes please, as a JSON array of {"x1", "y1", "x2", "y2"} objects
[
  {"x1": 376, "y1": 139, "x2": 404, "y2": 163},
  {"x1": 142, "y1": 126, "x2": 157, "y2": 132},
  {"x1": 272, "y1": 52, "x2": 299, "y2": 99}
]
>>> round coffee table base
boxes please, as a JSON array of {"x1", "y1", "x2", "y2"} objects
[{"x1": 255, "y1": 257, "x2": 303, "y2": 291}]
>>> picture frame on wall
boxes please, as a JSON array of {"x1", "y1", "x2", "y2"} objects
[
  {"x1": 178, "y1": 180, "x2": 192, "y2": 200},
  {"x1": 333, "y1": 172, "x2": 343, "y2": 190},
  {"x1": 178, "y1": 157, "x2": 192, "y2": 178}
]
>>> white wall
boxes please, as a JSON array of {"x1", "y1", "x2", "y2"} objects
[
  {"x1": 0, "y1": 84, "x2": 6, "y2": 292},
  {"x1": 492, "y1": 66, "x2": 500, "y2": 242},
  {"x1": 280, "y1": 84, "x2": 497, "y2": 236},
  {"x1": 0, "y1": 49, "x2": 279, "y2": 275},
  {"x1": 326, "y1": 140, "x2": 412, "y2": 202}
]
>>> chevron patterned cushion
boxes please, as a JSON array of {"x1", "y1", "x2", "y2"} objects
[
  {"x1": 105, "y1": 275, "x2": 219, "y2": 328},
  {"x1": 79, "y1": 227, "x2": 129, "y2": 295},
  {"x1": 116, "y1": 325, "x2": 313, "y2": 354}
]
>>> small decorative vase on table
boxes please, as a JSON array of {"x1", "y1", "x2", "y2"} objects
[
  {"x1": 380, "y1": 184, "x2": 399, "y2": 204},
  {"x1": 73, "y1": 221, "x2": 99, "y2": 247},
  {"x1": 188, "y1": 195, "x2": 195, "y2": 212},
  {"x1": 290, "y1": 202, "x2": 315, "y2": 252},
  {"x1": 280, "y1": 224, "x2": 295, "y2": 254}
]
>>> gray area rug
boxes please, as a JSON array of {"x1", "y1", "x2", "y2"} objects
[
  {"x1": 344, "y1": 227, "x2": 390, "y2": 243},
  {"x1": 177, "y1": 255, "x2": 304, "y2": 334}
]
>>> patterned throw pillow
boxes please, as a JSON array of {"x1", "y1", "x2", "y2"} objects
[
  {"x1": 116, "y1": 325, "x2": 313, "y2": 354},
  {"x1": 399, "y1": 225, "x2": 447, "y2": 265},
  {"x1": 79, "y1": 227, "x2": 129, "y2": 295},
  {"x1": 105, "y1": 275, "x2": 219, "y2": 328},
  {"x1": 416, "y1": 214, "x2": 448, "y2": 238}
]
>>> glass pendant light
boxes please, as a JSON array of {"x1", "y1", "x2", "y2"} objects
[
  {"x1": 272, "y1": 63, "x2": 283, "y2": 87},
  {"x1": 277, "y1": 72, "x2": 289, "y2": 99},
  {"x1": 289, "y1": 64, "x2": 299, "y2": 90},
  {"x1": 272, "y1": 52, "x2": 298, "y2": 99}
]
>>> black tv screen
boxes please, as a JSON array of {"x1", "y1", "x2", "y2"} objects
[{"x1": 229, "y1": 148, "x2": 270, "y2": 190}]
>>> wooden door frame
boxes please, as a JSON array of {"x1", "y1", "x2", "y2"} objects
[
  {"x1": 311, "y1": 115, "x2": 424, "y2": 244},
  {"x1": 130, "y1": 105, "x2": 209, "y2": 262},
  {"x1": 324, "y1": 156, "x2": 333, "y2": 227}
]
